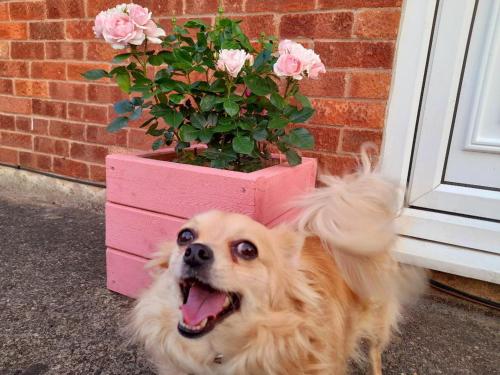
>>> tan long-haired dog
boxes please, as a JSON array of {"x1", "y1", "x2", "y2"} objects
[{"x1": 129, "y1": 153, "x2": 426, "y2": 375}]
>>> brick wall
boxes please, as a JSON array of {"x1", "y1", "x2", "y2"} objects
[{"x1": 0, "y1": 0, "x2": 401, "y2": 183}]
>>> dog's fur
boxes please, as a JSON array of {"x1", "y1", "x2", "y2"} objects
[{"x1": 129, "y1": 155, "x2": 426, "y2": 375}]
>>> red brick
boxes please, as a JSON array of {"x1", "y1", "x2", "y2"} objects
[
  {"x1": 86, "y1": 0, "x2": 129, "y2": 17},
  {"x1": 184, "y1": 0, "x2": 219, "y2": 14},
  {"x1": 46, "y1": 42, "x2": 84, "y2": 60},
  {"x1": 87, "y1": 84, "x2": 123, "y2": 103},
  {"x1": 31, "y1": 61, "x2": 66, "y2": 80},
  {"x1": 128, "y1": 128, "x2": 151, "y2": 150},
  {"x1": 16, "y1": 117, "x2": 49, "y2": 135},
  {"x1": 238, "y1": 15, "x2": 277, "y2": 39},
  {"x1": 0, "y1": 79, "x2": 14, "y2": 95},
  {"x1": 0, "y1": 95, "x2": 32, "y2": 114},
  {"x1": 19, "y1": 151, "x2": 52, "y2": 171},
  {"x1": 34, "y1": 136, "x2": 69, "y2": 156},
  {"x1": 33, "y1": 99, "x2": 67, "y2": 118},
  {"x1": 0, "y1": 41, "x2": 9, "y2": 59},
  {"x1": 49, "y1": 120, "x2": 85, "y2": 141},
  {"x1": 0, "y1": 114, "x2": 15, "y2": 130},
  {"x1": 133, "y1": 0, "x2": 183, "y2": 16},
  {"x1": 304, "y1": 125, "x2": 341, "y2": 152},
  {"x1": 300, "y1": 72, "x2": 345, "y2": 97},
  {"x1": 341, "y1": 129, "x2": 382, "y2": 153},
  {"x1": 89, "y1": 164, "x2": 106, "y2": 182},
  {"x1": 0, "y1": 61, "x2": 29, "y2": 78},
  {"x1": 15, "y1": 80, "x2": 49, "y2": 97},
  {"x1": 354, "y1": 9, "x2": 400, "y2": 39},
  {"x1": 67, "y1": 62, "x2": 110, "y2": 81},
  {"x1": 53, "y1": 157, "x2": 89, "y2": 179},
  {"x1": 280, "y1": 12, "x2": 353, "y2": 39},
  {"x1": 0, "y1": 147, "x2": 18, "y2": 165},
  {"x1": 221, "y1": 0, "x2": 244, "y2": 12},
  {"x1": 11, "y1": 41, "x2": 45, "y2": 59},
  {"x1": 0, "y1": 131, "x2": 32, "y2": 149},
  {"x1": 311, "y1": 99, "x2": 385, "y2": 128},
  {"x1": 68, "y1": 103, "x2": 108, "y2": 124},
  {"x1": 70, "y1": 142, "x2": 108, "y2": 163},
  {"x1": 86, "y1": 125, "x2": 127, "y2": 146},
  {"x1": 49, "y1": 82, "x2": 87, "y2": 101},
  {"x1": 305, "y1": 151, "x2": 358, "y2": 176},
  {"x1": 46, "y1": 0, "x2": 84, "y2": 19},
  {"x1": 246, "y1": 0, "x2": 315, "y2": 12},
  {"x1": 66, "y1": 20, "x2": 94, "y2": 40},
  {"x1": 0, "y1": 3, "x2": 9, "y2": 22},
  {"x1": 317, "y1": 0, "x2": 402, "y2": 8},
  {"x1": 315, "y1": 41, "x2": 394, "y2": 68},
  {"x1": 349, "y1": 71, "x2": 391, "y2": 99},
  {"x1": 85, "y1": 42, "x2": 117, "y2": 62},
  {"x1": 0, "y1": 23, "x2": 28, "y2": 40},
  {"x1": 29, "y1": 22, "x2": 64, "y2": 40},
  {"x1": 9, "y1": 1, "x2": 46, "y2": 20}
]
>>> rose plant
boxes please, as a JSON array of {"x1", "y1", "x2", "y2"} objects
[{"x1": 84, "y1": 4, "x2": 326, "y2": 171}]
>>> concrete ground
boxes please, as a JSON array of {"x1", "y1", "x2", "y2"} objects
[{"x1": 0, "y1": 191, "x2": 499, "y2": 375}]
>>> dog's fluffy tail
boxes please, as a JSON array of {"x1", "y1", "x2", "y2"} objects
[{"x1": 295, "y1": 148, "x2": 426, "y2": 302}]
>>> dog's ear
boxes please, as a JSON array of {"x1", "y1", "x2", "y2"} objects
[
  {"x1": 272, "y1": 224, "x2": 304, "y2": 265},
  {"x1": 145, "y1": 241, "x2": 175, "y2": 277}
]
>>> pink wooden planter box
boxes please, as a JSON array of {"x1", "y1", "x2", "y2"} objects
[{"x1": 105, "y1": 150, "x2": 317, "y2": 298}]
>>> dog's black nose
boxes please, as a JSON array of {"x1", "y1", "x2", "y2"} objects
[{"x1": 183, "y1": 243, "x2": 214, "y2": 268}]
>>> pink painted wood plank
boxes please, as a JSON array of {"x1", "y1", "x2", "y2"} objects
[
  {"x1": 106, "y1": 150, "x2": 317, "y2": 222},
  {"x1": 106, "y1": 248, "x2": 151, "y2": 298},
  {"x1": 106, "y1": 202, "x2": 183, "y2": 259}
]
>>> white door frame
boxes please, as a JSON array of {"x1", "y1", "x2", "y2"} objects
[{"x1": 381, "y1": 0, "x2": 500, "y2": 284}]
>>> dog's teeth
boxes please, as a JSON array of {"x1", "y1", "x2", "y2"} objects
[{"x1": 223, "y1": 296, "x2": 231, "y2": 308}]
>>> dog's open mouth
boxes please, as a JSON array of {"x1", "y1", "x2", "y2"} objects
[{"x1": 178, "y1": 278, "x2": 241, "y2": 338}]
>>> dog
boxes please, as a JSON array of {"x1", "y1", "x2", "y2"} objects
[{"x1": 129, "y1": 153, "x2": 426, "y2": 374}]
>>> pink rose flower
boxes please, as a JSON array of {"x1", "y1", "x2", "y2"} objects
[
  {"x1": 103, "y1": 12, "x2": 145, "y2": 49},
  {"x1": 273, "y1": 54, "x2": 304, "y2": 80},
  {"x1": 93, "y1": 11, "x2": 107, "y2": 38},
  {"x1": 278, "y1": 39, "x2": 295, "y2": 55},
  {"x1": 143, "y1": 20, "x2": 166, "y2": 44},
  {"x1": 216, "y1": 49, "x2": 253, "y2": 78},
  {"x1": 308, "y1": 60, "x2": 326, "y2": 79},
  {"x1": 127, "y1": 4, "x2": 151, "y2": 26}
]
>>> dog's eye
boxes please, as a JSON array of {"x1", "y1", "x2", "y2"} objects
[
  {"x1": 232, "y1": 241, "x2": 258, "y2": 260},
  {"x1": 177, "y1": 229, "x2": 196, "y2": 246}
]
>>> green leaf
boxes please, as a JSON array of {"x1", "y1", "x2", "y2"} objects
[
  {"x1": 294, "y1": 92, "x2": 312, "y2": 108},
  {"x1": 253, "y1": 49, "x2": 272, "y2": 71},
  {"x1": 270, "y1": 93, "x2": 286, "y2": 110},
  {"x1": 184, "y1": 19, "x2": 208, "y2": 29},
  {"x1": 232, "y1": 136, "x2": 254, "y2": 155},
  {"x1": 115, "y1": 70, "x2": 131, "y2": 93},
  {"x1": 285, "y1": 149, "x2": 301, "y2": 166},
  {"x1": 223, "y1": 99, "x2": 239, "y2": 117},
  {"x1": 114, "y1": 100, "x2": 133, "y2": 114},
  {"x1": 179, "y1": 125, "x2": 199, "y2": 142},
  {"x1": 148, "y1": 54, "x2": 164, "y2": 66},
  {"x1": 169, "y1": 94, "x2": 184, "y2": 104},
  {"x1": 244, "y1": 75, "x2": 273, "y2": 96},
  {"x1": 112, "y1": 53, "x2": 132, "y2": 63},
  {"x1": 139, "y1": 117, "x2": 156, "y2": 128},
  {"x1": 283, "y1": 128, "x2": 314, "y2": 149},
  {"x1": 198, "y1": 128, "x2": 213, "y2": 143},
  {"x1": 175, "y1": 141, "x2": 190, "y2": 152},
  {"x1": 82, "y1": 69, "x2": 109, "y2": 80},
  {"x1": 129, "y1": 107, "x2": 143, "y2": 121},
  {"x1": 252, "y1": 128, "x2": 268, "y2": 141},
  {"x1": 213, "y1": 118, "x2": 236, "y2": 132},
  {"x1": 200, "y1": 95, "x2": 217, "y2": 112},
  {"x1": 107, "y1": 117, "x2": 128, "y2": 132},
  {"x1": 164, "y1": 110, "x2": 184, "y2": 128},
  {"x1": 190, "y1": 113, "x2": 205, "y2": 129},
  {"x1": 289, "y1": 107, "x2": 315, "y2": 123},
  {"x1": 152, "y1": 138, "x2": 164, "y2": 150},
  {"x1": 268, "y1": 115, "x2": 289, "y2": 129},
  {"x1": 207, "y1": 113, "x2": 218, "y2": 127}
]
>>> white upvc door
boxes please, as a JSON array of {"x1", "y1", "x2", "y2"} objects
[{"x1": 382, "y1": 0, "x2": 500, "y2": 283}]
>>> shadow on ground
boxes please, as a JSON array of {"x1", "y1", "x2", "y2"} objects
[{"x1": 0, "y1": 196, "x2": 498, "y2": 375}]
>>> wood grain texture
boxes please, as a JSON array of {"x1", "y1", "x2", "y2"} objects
[
  {"x1": 106, "y1": 248, "x2": 151, "y2": 298},
  {"x1": 106, "y1": 202, "x2": 184, "y2": 258}
]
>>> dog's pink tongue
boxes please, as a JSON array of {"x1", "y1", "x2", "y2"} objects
[{"x1": 181, "y1": 285, "x2": 226, "y2": 326}]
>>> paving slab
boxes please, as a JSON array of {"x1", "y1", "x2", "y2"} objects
[{"x1": 0, "y1": 194, "x2": 498, "y2": 375}]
